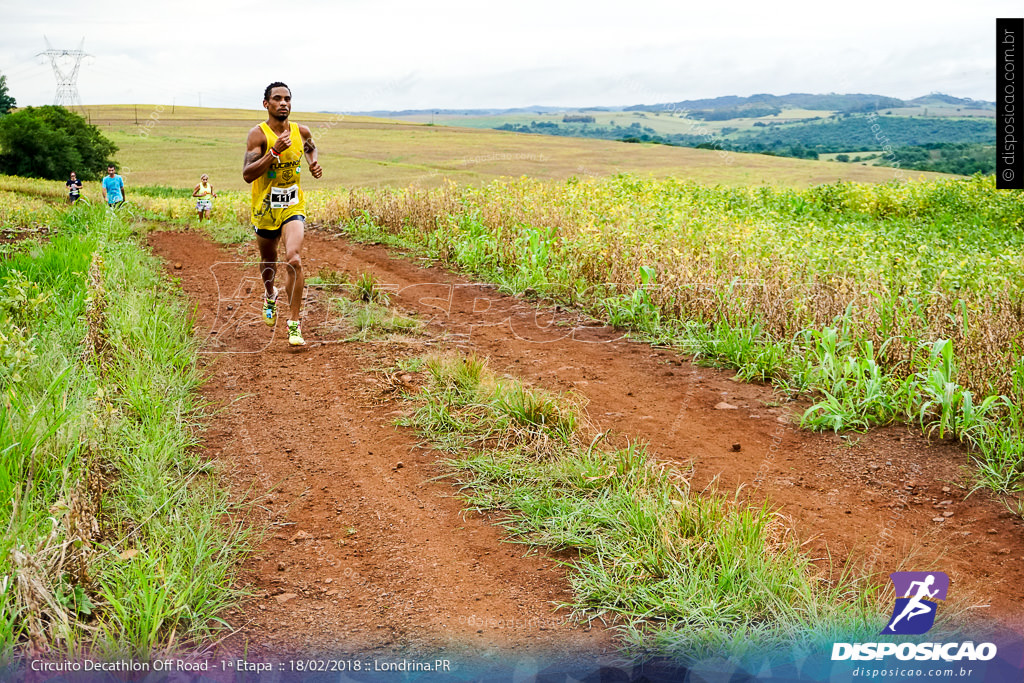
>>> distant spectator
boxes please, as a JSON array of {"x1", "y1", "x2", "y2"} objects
[{"x1": 66, "y1": 171, "x2": 83, "y2": 204}]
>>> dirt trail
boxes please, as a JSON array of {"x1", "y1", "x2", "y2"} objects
[
  {"x1": 148, "y1": 228, "x2": 1024, "y2": 656},
  {"x1": 148, "y1": 231, "x2": 611, "y2": 659}
]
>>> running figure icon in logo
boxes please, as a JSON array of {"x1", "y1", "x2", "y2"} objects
[{"x1": 884, "y1": 571, "x2": 950, "y2": 635}]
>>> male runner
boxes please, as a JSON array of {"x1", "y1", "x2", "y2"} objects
[
  {"x1": 242, "y1": 82, "x2": 322, "y2": 346},
  {"x1": 101, "y1": 165, "x2": 126, "y2": 207}
]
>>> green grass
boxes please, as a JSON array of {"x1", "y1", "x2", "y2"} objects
[
  {"x1": 306, "y1": 265, "x2": 350, "y2": 288},
  {"x1": 0, "y1": 202, "x2": 245, "y2": 657},
  {"x1": 353, "y1": 271, "x2": 390, "y2": 304},
  {"x1": 397, "y1": 353, "x2": 886, "y2": 662},
  {"x1": 129, "y1": 185, "x2": 181, "y2": 198},
  {"x1": 199, "y1": 213, "x2": 253, "y2": 244},
  {"x1": 328, "y1": 283, "x2": 422, "y2": 342}
]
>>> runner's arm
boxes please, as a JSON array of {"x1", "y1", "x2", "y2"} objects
[
  {"x1": 192, "y1": 184, "x2": 201, "y2": 197},
  {"x1": 243, "y1": 126, "x2": 286, "y2": 184},
  {"x1": 299, "y1": 125, "x2": 322, "y2": 179}
]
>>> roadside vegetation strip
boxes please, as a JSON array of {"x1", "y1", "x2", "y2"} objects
[
  {"x1": 0, "y1": 203, "x2": 244, "y2": 658},
  {"x1": 1, "y1": 225, "x2": 96, "y2": 656},
  {"x1": 395, "y1": 352, "x2": 883, "y2": 660},
  {"x1": 310, "y1": 174, "x2": 1024, "y2": 502},
  {"x1": 32, "y1": 173, "x2": 1024, "y2": 498}
]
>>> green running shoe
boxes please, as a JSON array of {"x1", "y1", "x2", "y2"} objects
[
  {"x1": 263, "y1": 287, "x2": 279, "y2": 326},
  {"x1": 287, "y1": 319, "x2": 305, "y2": 346}
]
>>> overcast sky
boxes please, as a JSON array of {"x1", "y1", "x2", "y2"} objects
[{"x1": 0, "y1": 1, "x2": 1016, "y2": 111}]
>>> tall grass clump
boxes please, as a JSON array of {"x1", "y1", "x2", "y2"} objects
[
  {"x1": 1, "y1": 202, "x2": 245, "y2": 658},
  {"x1": 326, "y1": 270, "x2": 421, "y2": 342},
  {"x1": 400, "y1": 353, "x2": 886, "y2": 662}
]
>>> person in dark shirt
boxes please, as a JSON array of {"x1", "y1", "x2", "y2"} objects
[{"x1": 66, "y1": 171, "x2": 83, "y2": 204}]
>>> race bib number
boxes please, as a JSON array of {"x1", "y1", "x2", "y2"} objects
[{"x1": 269, "y1": 184, "x2": 299, "y2": 209}]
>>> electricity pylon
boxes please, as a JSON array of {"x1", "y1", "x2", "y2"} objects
[{"x1": 38, "y1": 37, "x2": 91, "y2": 109}]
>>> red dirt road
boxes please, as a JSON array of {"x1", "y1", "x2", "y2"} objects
[{"x1": 148, "y1": 228, "x2": 1024, "y2": 656}]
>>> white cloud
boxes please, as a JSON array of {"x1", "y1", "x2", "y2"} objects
[{"x1": 0, "y1": 0, "x2": 1015, "y2": 109}]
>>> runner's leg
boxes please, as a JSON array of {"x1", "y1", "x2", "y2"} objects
[
  {"x1": 256, "y1": 233, "x2": 280, "y2": 299},
  {"x1": 282, "y1": 219, "x2": 305, "y2": 321},
  {"x1": 907, "y1": 603, "x2": 931, "y2": 619}
]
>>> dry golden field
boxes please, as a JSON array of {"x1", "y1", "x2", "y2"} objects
[{"x1": 82, "y1": 104, "x2": 949, "y2": 191}]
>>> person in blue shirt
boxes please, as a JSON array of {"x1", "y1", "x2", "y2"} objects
[{"x1": 101, "y1": 165, "x2": 126, "y2": 207}]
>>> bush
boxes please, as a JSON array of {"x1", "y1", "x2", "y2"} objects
[{"x1": 0, "y1": 106, "x2": 117, "y2": 180}]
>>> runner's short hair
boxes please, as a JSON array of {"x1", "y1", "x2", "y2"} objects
[{"x1": 264, "y1": 82, "x2": 291, "y2": 101}]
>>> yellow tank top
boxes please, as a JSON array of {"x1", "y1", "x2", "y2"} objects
[
  {"x1": 250, "y1": 121, "x2": 306, "y2": 229},
  {"x1": 196, "y1": 182, "x2": 212, "y2": 198}
]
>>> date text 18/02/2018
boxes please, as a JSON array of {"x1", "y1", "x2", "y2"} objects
[{"x1": 283, "y1": 659, "x2": 453, "y2": 673}]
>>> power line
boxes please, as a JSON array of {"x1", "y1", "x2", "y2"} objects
[{"x1": 37, "y1": 36, "x2": 91, "y2": 110}]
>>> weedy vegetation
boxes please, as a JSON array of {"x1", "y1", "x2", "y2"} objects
[
  {"x1": 397, "y1": 352, "x2": 889, "y2": 661},
  {"x1": 310, "y1": 174, "x2": 1024, "y2": 503},
  {"x1": 24, "y1": 171, "x2": 1021, "y2": 501},
  {"x1": 0, "y1": 201, "x2": 245, "y2": 658}
]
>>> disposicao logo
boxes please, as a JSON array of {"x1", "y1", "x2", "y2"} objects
[
  {"x1": 831, "y1": 570, "x2": 998, "y2": 662},
  {"x1": 883, "y1": 571, "x2": 949, "y2": 635}
]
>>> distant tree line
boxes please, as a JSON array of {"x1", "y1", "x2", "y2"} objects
[
  {"x1": 688, "y1": 106, "x2": 781, "y2": 121},
  {"x1": 493, "y1": 114, "x2": 995, "y2": 172},
  {"x1": 496, "y1": 120, "x2": 663, "y2": 143},
  {"x1": 676, "y1": 116, "x2": 994, "y2": 161},
  {"x1": 724, "y1": 115, "x2": 995, "y2": 153},
  {"x1": 873, "y1": 143, "x2": 996, "y2": 175}
]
